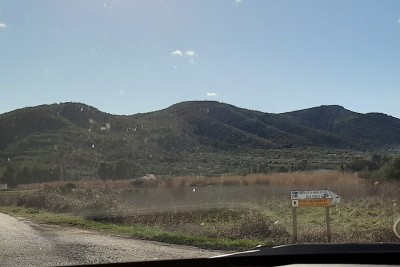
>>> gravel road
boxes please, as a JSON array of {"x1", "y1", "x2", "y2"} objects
[{"x1": 0, "y1": 212, "x2": 224, "y2": 266}]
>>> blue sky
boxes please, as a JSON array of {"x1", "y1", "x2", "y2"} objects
[{"x1": 1, "y1": 0, "x2": 400, "y2": 117}]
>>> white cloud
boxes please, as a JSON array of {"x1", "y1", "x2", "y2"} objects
[
  {"x1": 185, "y1": 50, "x2": 196, "y2": 56},
  {"x1": 398, "y1": 18, "x2": 400, "y2": 24},
  {"x1": 170, "y1": 50, "x2": 183, "y2": 56},
  {"x1": 207, "y1": 92, "x2": 217, "y2": 97},
  {"x1": 170, "y1": 49, "x2": 197, "y2": 57},
  {"x1": 0, "y1": 23, "x2": 7, "y2": 29},
  {"x1": 235, "y1": 0, "x2": 242, "y2": 4},
  {"x1": 171, "y1": 49, "x2": 197, "y2": 65}
]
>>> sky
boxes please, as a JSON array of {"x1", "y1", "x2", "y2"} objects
[{"x1": 1, "y1": 0, "x2": 400, "y2": 117}]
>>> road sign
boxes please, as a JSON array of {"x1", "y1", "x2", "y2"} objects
[
  {"x1": 291, "y1": 189, "x2": 341, "y2": 243},
  {"x1": 291, "y1": 190, "x2": 340, "y2": 207}
]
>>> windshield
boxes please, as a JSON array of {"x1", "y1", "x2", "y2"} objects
[{"x1": 1, "y1": 0, "x2": 400, "y2": 266}]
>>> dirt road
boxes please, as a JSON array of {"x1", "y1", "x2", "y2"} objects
[{"x1": 0, "y1": 212, "x2": 223, "y2": 266}]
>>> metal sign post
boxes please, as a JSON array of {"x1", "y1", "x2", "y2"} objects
[
  {"x1": 326, "y1": 207, "x2": 331, "y2": 243},
  {"x1": 292, "y1": 207, "x2": 298, "y2": 243},
  {"x1": 291, "y1": 189, "x2": 340, "y2": 243}
]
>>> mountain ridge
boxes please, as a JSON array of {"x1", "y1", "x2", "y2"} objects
[{"x1": 1, "y1": 101, "x2": 400, "y2": 183}]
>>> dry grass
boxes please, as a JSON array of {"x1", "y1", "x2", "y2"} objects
[
  {"x1": 8, "y1": 171, "x2": 400, "y2": 245},
  {"x1": 158, "y1": 171, "x2": 363, "y2": 188},
  {"x1": 17, "y1": 171, "x2": 362, "y2": 190}
]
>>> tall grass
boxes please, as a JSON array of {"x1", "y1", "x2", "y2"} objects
[{"x1": 17, "y1": 171, "x2": 362, "y2": 190}]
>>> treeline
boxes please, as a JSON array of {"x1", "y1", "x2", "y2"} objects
[
  {"x1": 344, "y1": 154, "x2": 400, "y2": 181},
  {"x1": 342, "y1": 154, "x2": 390, "y2": 173},
  {"x1": 4, "y1": 153, "x2": 400, "y2": 186},
  {"x1": 243, "y1": 159, "x2": 312, "y2": 175},
  {"x1": 0, "y1": 159, "x2": 141, "y2": 186},
  {"x1": 0, "y1": 164, "x2": 63, "y2": 186},
  {"x1": 97, "y1": 159, "x2": 139, "y2": 180}
]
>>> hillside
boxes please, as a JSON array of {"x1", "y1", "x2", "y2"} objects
[{"x1": 1, "y1": 101, "x2": 400, "y2": 184}]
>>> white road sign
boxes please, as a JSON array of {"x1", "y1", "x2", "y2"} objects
[{"x1": 291, "y1": 190, "x2": 340, "y2": 207}]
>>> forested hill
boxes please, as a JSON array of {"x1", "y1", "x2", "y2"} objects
[{"x1": 1, "y1": 101, "x2": 400, "y2": 185}]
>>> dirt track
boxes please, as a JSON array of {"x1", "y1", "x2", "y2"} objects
[{"x1": 0, "y1": 212, "x2": 223, "y2": 266}]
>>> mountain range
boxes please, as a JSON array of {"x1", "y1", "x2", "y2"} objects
[{"x1": 1, "y1": 101, "x2": 399, "y2": 182}]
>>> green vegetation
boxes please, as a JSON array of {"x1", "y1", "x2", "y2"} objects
[
  {"x1": 344, "y1": 154, "x2": 400, "y2": 182},
  {"x1": 381, "y1": 156, "x2": 400, "y2": 180},
  {"x1": 3, "y1": 101, "x2": 400, "y2": 185}
]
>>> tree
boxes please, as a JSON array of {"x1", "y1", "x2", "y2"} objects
[
  {"x1": 98, "y1": 162, "x2": 110, "y2": 181},
  {"x1": 16, "y1": 166, "x2": 31, "y2": 184},
  {"x1": 381, "y1": 156, "x2": 400, "y2": 180},
  {"x1": 114, "y1": 159, "x2": 130, "y2": 179},
  {"x1": 50, "y1": 165, "x2": 62, "y2": 181},
  {"x1": 371, "y1": 154, "x2": 382, "y2": 165},
  {"x1": 0, "y1": 165, "x2": 17, "y2": 187}
]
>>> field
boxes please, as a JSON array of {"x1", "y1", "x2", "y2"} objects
[{"x1": 1, "y1": 171, "x2": 400, "y2": 249}]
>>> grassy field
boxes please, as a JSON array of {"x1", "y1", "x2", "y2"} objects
[{"x1": 1, "y1": 171, "x2": 400, "y2": 249}]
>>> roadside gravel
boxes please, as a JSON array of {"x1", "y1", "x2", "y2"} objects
[{"x1": 0, "y1": 212, "x2": 223, "y2": 266}]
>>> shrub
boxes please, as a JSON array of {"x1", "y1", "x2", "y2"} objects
[{"x1": 381, "y1": 156, "x2": 400, "y2": 180}]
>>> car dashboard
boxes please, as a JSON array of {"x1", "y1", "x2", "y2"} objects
[{"x1": 69, "y1": 243, "x2": 400, "y2": 267}]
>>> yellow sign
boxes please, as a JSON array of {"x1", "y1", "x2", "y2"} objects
[{"x1": 298, "y1": 198, "x2": 332, "y2": 207}]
